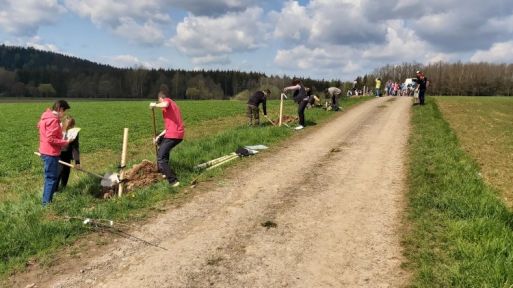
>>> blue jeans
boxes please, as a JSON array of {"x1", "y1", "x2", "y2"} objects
[{"x1": 41, "y1": 155, "x2": 59, "y2": 205}]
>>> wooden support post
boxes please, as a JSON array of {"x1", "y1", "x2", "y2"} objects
[
  {"x1": 151, "y1": 108, "x2": 158, "y2": 169},
  {"x1": 279, "y1": 93, "x2": 284, "y2": 127},
  {"x1": 118, "y1": 128, "x2": 129, "y2": 197}
]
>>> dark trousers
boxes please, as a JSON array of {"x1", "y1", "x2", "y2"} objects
[
  {"x1": 246, "y1": 104, "x2": 259, "y2": 125},
  {"x1": 298, "y1": 100, "x2": 308, "y2": 126},
  {"x1": 158, "y1": 138, "x2": 182, "y2": 183},
  {"x1": 57, "y1": 152, "x2": 72, "y2": 188},
  {"x1": 419, "y1": 89, "x2": 426, "y2": 105},
  {"x1": 331, "y1": 94, "x2": 340, "y2": 111}
]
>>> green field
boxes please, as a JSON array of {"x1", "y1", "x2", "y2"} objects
[
  {"x1": 404, "y1": 96, "x2": 513, "y2": 287},
  {"x1": 437, "y1": 97, "x2": 513, "y2": 208},
  {"x1": 0, "y1": 97, "x2": 370, "y2": 278},
  {"x1": 3, "y1": 95, "x2": 512, "y2": 286}
]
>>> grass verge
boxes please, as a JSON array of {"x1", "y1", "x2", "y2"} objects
[
  {"x1": 0, "y1": 96, "x2": 370, "y2": 281},
  {"x1": 404, "y1": 98, "x2": 513, "y2": 287}
]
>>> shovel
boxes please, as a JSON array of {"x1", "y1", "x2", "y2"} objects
[
  {"x1": 264, "y1": 115, "x2": 276, "y2": 126},
  {"x1": 34, "y1": 152, "x2": 119, "y2": 187}
]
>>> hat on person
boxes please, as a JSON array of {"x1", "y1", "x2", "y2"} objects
[{"x1": 416, "y1": 70, "x2": 421, "y2": 74}]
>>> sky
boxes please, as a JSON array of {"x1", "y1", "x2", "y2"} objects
[{"x1": 1, "y1": 0, "x2": 513, "y2": 81}]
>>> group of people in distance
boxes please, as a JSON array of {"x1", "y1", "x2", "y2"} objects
[
  {"x1": 375, "y1": 71, "x2": 429, "y2": 105},
  {"x1": 246, "y1": 78, "x2": 344, "y2": 130}
]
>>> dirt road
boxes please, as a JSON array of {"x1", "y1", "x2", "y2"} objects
[{"x1": 16, "y1": 96, "x2": 411, "y2": 288}]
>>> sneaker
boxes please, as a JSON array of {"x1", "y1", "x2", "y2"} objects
[
  {"x1": 170, "y1": 181, "x2": 180, "y2": 187},
  {"x1": 294, "y1": 125, "x2": 304, "y2": 130}
]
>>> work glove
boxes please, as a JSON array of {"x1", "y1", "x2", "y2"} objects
[
  {"x1": 153, "y1": 135, "x2": 163, "y2": 145},
  {"x1": 149, "y1": 102, "x2": 157, "y2": 108}
]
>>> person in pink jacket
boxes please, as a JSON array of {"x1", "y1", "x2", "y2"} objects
[
  {"x1": 38, "y1": 100, "x2": 71, "y2": 206},
  {"x1": 149, "y1": 85, "x2": 185, "y2": 187}
]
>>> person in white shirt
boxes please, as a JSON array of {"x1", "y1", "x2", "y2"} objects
[{"x1": 325, "y1": 87, "x2": 342, "y2": 111}]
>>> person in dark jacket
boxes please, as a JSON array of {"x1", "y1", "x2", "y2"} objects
[
  {"x1": 57, "y1": 116, "x2": 80, "y2": 189},
  {"x1": 415, "y1": 70, "x2": 429, "y2": 105},
  {"x1": 283, "y1": 78, "x2": 309, "y2": 130},
  {"x1": 247, "y1": 89, "x2": 271, "y2": 126}
]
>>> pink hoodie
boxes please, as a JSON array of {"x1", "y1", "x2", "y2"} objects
[{"x1": 38, "y1": 109, "x2": 68, "y2": 156}]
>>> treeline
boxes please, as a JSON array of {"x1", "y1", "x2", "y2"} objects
[
  {"x1": 0, "y1": 45, "x2": 341, "y2": 100},
  {"x1": 367, "y1": 62, "x2": 513, "y2": 96}
]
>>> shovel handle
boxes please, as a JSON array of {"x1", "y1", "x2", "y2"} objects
[
  {"x1": 151, "y1": 108, "x2": 159, "y2": 171},
  {"x1": 34, "y1": 152, "x2": 104, "y2": 179},
  {"x1": 264, "y1": 115, "x2": 276, "y2": 126}
]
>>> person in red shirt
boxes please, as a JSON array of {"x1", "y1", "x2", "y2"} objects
[
  {"x1": 37, "y1": 100, "x2": 71, "y2": 205},
  {"x1": 150, "y1": 85, "x2": 185, "y2": 187}
]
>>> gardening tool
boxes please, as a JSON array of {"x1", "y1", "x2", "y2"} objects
[
  {"x1": 279, "y1": 93, "x2": 287, "y2": 126},
  {"x1": 194, "y1": 152, "x2": 237, "y2": 170},
  {"x1": 118, "y1": 128, "x2": 129, "y2": 196},
  {"x1": 206, "y1": 154, "x2": 239, "y2": 170},
  {"x1": 34, "y1": 152, "x2": 120, "y2": 187},
  {"x1": 150, "y1": 107, "x2": 158, "y2": 165},
  {"x1": 264, "y1": 115, "x2": 276, "y2": 126}
]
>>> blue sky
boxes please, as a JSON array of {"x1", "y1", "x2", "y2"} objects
[{"x1": 1, "y1": 0, "x2": 513, "y2": 81}]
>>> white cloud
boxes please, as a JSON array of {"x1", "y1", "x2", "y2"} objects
[
  {"x1": 64, "y1": 0, "x2": 169, "y2": 46},
  {"x1": 0, "y1": 0, "x2": 66, "y2": 36},
  {"x1": 191, "y1": 54, "x2": 231, "y2": 65},
  {"x1": 113, "y1": 18, "x2": 165, "y2": 45},
  {"x1": 362, "y1": 21, "x2": 426, "y2": 62},
  {"x1": 29, "y1": 43, "x2": 60, "y2": 53},
  {"x1": 270, "y1": 1, "x2": 309, "y2": 41},
  {"x1": 307, "y1": 0, "x2": 386, "y2": 45},
  {"x1": 167, "y1": 0, "x2": 261, "y2": 16},
  {"x1": 470, "y1": 41, "x2": 513, "y2": 63},
  {"x1": 171, "y1": 7, "x2": 268, "y2": 57},
  {"x1": 106, "y1": 54, "x2": 160, "y2": 68},
  {"x1": 64, "y1": 0, "x2": 164, "y2": 26}
]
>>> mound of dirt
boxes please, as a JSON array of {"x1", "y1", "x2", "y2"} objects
[
  {"x1": 100, "y1": 160, "x2": 163, "y2": 198},
  {"x1": 273, "y1": 115, "x2": 298, "y2": 124}
]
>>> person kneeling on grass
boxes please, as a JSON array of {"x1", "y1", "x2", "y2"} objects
[
  {"x1": 150, "y1": 84, "x2": 185, "y2": 188},
  {"x1": 247, "y1": 89, "x2": 271, "y2": 126}
]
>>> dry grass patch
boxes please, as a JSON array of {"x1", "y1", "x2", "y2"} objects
[{"x1": 437, "y1": 96, "x2": 513, "y2": 207}]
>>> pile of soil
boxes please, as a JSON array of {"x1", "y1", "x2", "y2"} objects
[
  {"x1": 273, "y1": 115, "x2": 298, "y2": 124},
  {"x1": 100, "y1": 160, "x2": 163, "y2": 198}
]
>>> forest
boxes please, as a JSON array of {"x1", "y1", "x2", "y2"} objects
[
  {"x1": 0, "y1": 45, "x2": 341, "y2": 100},
  {"x1": 1, "y1": 45, "x2": 512, "y2": 99}
]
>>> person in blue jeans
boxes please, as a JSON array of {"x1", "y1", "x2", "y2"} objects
[{"x1": 37, "y1": 100, "x2": 71, "y2": 206}]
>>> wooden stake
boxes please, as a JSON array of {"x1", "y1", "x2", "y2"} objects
[
  {"x1": 279, "y1": 93, "x2": 285, "y2": 127},
  {"x1": 151, "y1": 108, "x2": 158, "y2": 168},
  {"x1": 195, "y1": 152, "x2": 237, "y2": 170},
  {"x1": 206, "y1": 154, "x2": 239, "y2": 170},
  {"x1": 118, "y1": 128, "x2": 129, "y2": 197}
]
